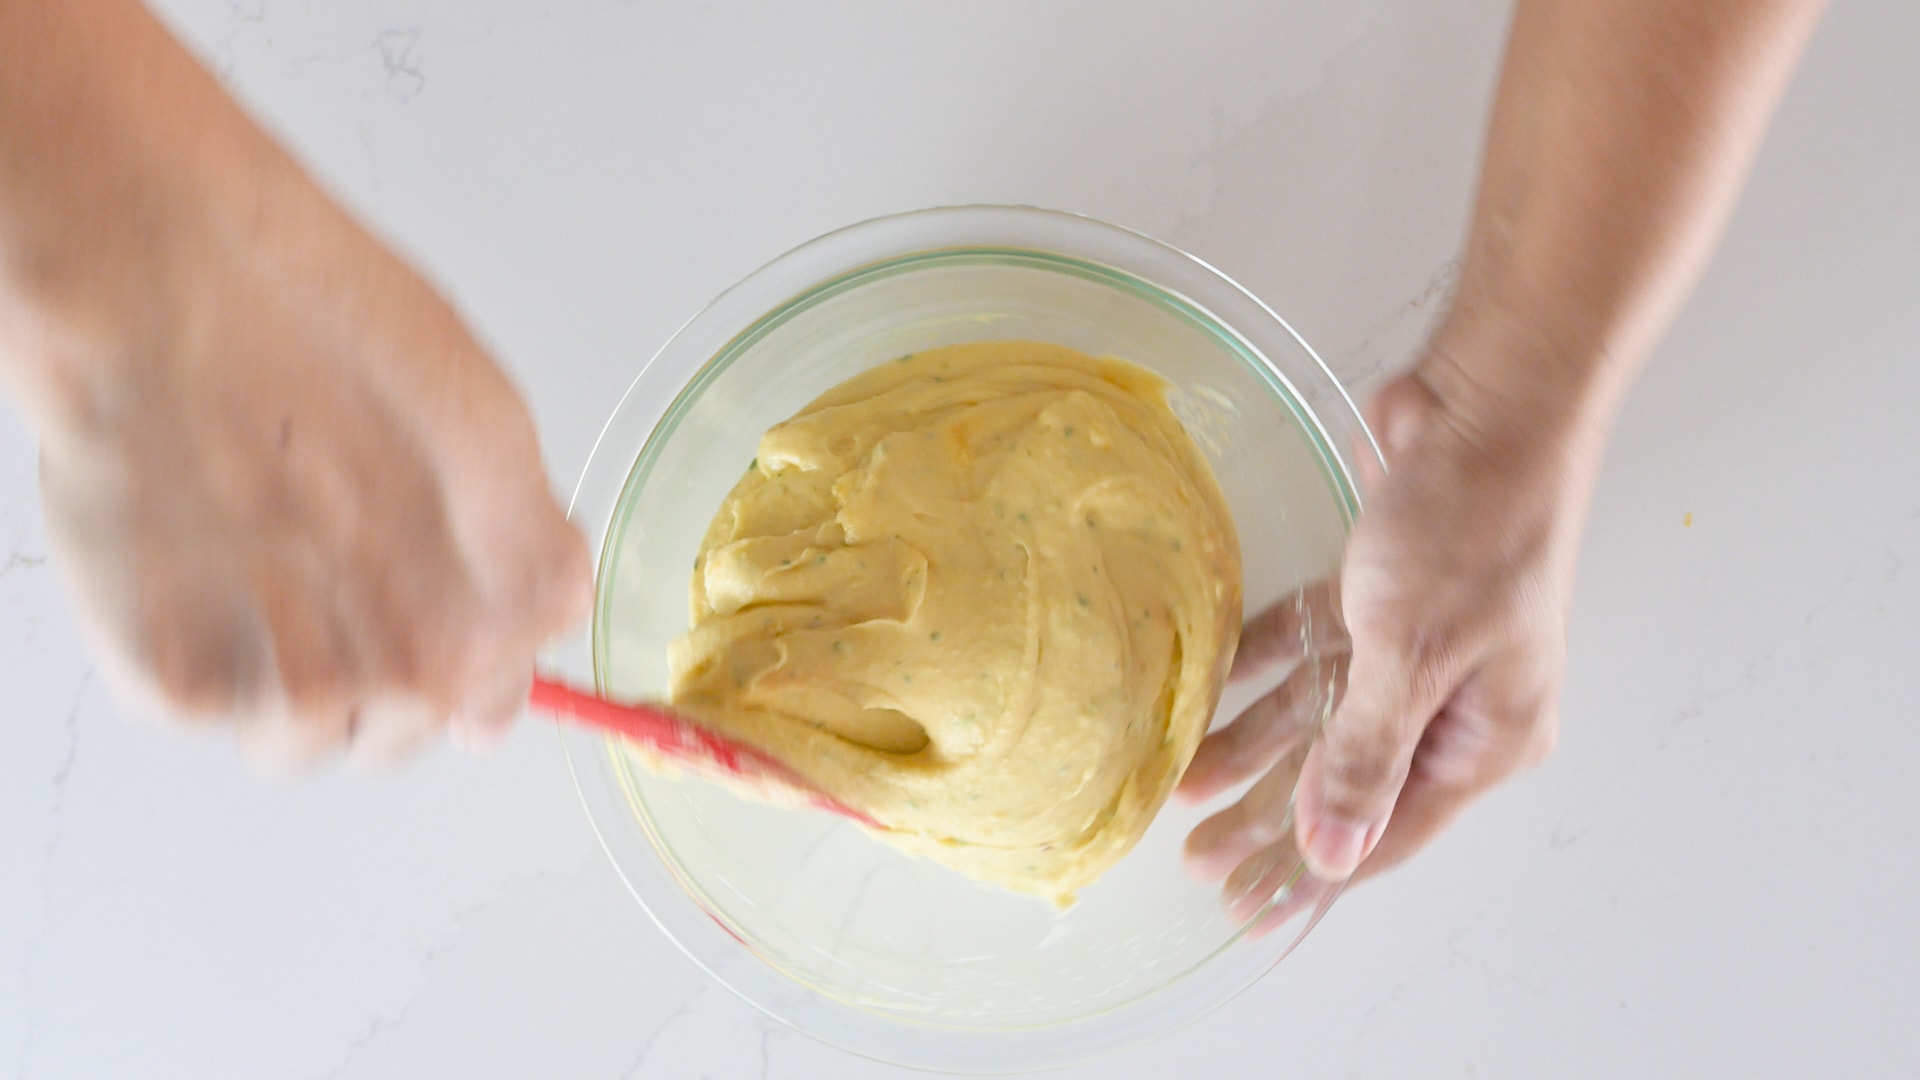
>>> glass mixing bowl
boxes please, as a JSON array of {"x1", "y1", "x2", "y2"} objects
[{"x1": 551, "y1": 206, "x2": 1379, "y2": 1073}]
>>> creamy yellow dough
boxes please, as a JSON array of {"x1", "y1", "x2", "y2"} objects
[{"x1": 667, "y1": 341, "x2": 1241, "y2": 903}]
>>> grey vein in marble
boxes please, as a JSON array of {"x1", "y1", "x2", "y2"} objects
[
  {"x1": 617, "y1": 987, "x2": 707, "y2": 1080},
  {"x1": 304, "y1": 862, "x2": 593, "y2": 1080},
  {"x1": 0, "y1": 551, "x2": 46, "y2": 576},
  {"x1": 375, "y1": 28, "x2": 426, "y2": 104},
  {"x1": 13, "y1": 672, "x2": 92, "y2": 1080}
]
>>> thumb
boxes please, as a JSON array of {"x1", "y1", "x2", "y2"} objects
[
  {"x1": 1361, "y1": 372, "x2": 1441, "y2": 473},
  {"x1": 1292, "y1": 370, "x2": 1452, "y2": 879},
  {"x1": 1292, "y1": 645, "x2": 1449, "y2": 879}
]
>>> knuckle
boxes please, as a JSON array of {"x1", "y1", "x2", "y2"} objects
[
  {"x1": 381, "y1": 630, "x2": 423, "y2": 685},
  {"x1": 1349, "y1": 609, "x2": 1464, "y2": 692},
  {"x1": 1409, "y1": 715, "x2": 1491, "y2": 790},
  {"x1": 1318, "y1": 730, "x2": 1408, "y2": 799},
  {"x1": 1518, "y1": 710, "x2": 1560, "y2": 769},
  {"x1": 1403, "y1": 630, "x2": 1465, "y2": 694},
  {"x1": 274, "y1": 644, "x2": 357, "y2": 711},
  {"x1": 348, "y1": 696, "x2": 448, "y2": 767},
  {"x1": 1503, "y1": 663, "x2": 1564, "y2": 771},
  {"x1": 142, "y1": 616, "x2": 247, "y2": 718},
  {"x1": 1341, "y1": 603, "x2": 1403, "y2": 656},
  {"x1": 1243, "y1": 811, "x2": 1290, "y2": 848},
  {"x1": 277, "y1": 668, "x2": 354, "y2": 715},
  {"x1": 384, "y1": 615, "x2": 482, "y2": 706},
  {"x1": 148, "y1": 640, "x2": 234, "y2": 715}
]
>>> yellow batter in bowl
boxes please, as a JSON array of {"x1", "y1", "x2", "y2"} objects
[{"x1": 667, "y1": 340, "x2": 1241, "y2": 903}]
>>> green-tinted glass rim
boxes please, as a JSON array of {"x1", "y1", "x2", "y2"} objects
[
  {"x1": 579, "y1": 243, "x2": 1359, "y2": 1034},
  {"x1": 598, "y1": 723, "x2": 1321, "y2": 1032}
]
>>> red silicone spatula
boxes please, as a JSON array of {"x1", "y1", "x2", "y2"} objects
[{"x1": 528, "y1": 676, "x2": 881, "y2": 828}]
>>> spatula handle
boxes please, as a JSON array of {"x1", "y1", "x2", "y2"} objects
[{"x1": 527, "y1": 676, "x2": 882, "y2": 829}]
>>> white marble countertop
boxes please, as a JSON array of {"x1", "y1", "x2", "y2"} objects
[{"x1": 6, "y1": 2, "x2": 1919, "y2": 1077}]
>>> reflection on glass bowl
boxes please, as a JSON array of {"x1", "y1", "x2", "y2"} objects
[{"x1": 551, "y1": 206, "x2": 1378, "y2": 1074}]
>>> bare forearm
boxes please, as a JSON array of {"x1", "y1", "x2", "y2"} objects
[
  {"x1": 1430, "y1": 0, "x2": 1826, "y2": 441},
  {"x1": 0, "y1": 0, "x2": 307, "y2": 426},
  {"x1": 1212, "y1": 2, "x2": 1830, "y2": 887}
]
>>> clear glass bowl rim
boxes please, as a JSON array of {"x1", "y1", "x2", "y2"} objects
[{"x1": 553, "y1": 204, "x2": 1382, "y2": 1074}]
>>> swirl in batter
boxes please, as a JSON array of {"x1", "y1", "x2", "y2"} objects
[{"x1": 668, "y1": 340, "x2": 1241, "y2": 902}]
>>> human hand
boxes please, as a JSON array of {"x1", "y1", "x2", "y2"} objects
[
  {"x1": 1179, "y1": 357, "x2": 1603, "y2": 919},
  {"x1": 0, "y1": 0, "x2": 589, "y2": 767},
  {"x1": 23, "y1": 163, "x2": 589, "y2": 768},
  {"x1": 1165, "y1": 0, "x2": 1824, "y2": 930}
]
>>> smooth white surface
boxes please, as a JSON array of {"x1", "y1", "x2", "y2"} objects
[{"x1": 3, "y1": 2, "x2": 1916, "y2": 1077}]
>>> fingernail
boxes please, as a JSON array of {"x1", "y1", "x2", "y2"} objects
[
  {"x1": 447, "y1": 724, "x2": 477, "y2": 754},
  {"x1": 453, "y1": 714, "x2": 517, "y2": 755},
  {"x1": 1303, "y1": 815, "x2": 1379, "y2": 879}
]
